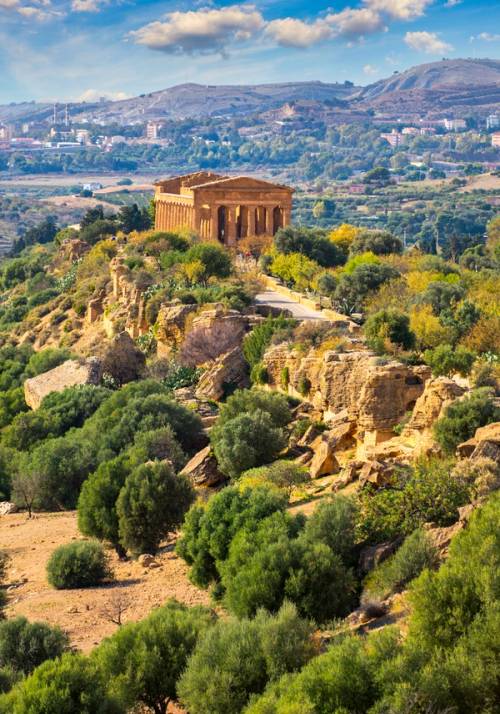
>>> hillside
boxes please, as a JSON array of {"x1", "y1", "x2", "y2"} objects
[{"x1": 1, "y1": 58, "x2": 499, "y2": 125}]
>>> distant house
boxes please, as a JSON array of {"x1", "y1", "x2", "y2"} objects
[
  {"x1": 443, "y1": 118, "x2": 467, "y2": 132},
  {"x1": 492, "y1": 133, "x2": 500, "y2": 148},
  {"x1": 83, "y1": 182, "x2": 103, "y2": 191}
]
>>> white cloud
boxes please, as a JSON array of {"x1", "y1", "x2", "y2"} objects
[
  {"x1": 72, "y1": 0, "x2": 101, "y2": 11},
  {"x1": 364, "y1": 0, "x2": 433, "y2": 20},
  {"x1": 0, "y1": 0, "x2": 55, "y2": 18},
  {"x1": 78, "y1": 89, "x2": 129, "y2": 102},
  {"x1": 470, "y1": 32, "x2": 500, "y2": 42},
  {"x1": 130, "y1": 5, "x2": 265, "y2": 55},
  {"x1": 405, "y1": 30, "x2": 452, "y2": 54},
  {"x1": 326, "y1": 7, "x2": 385, "y2": 37},
  {"x1": 363, "y1": 63, "x2": 379, "y2": 75},
  {"x1": 444, "y1": 0, "x2": 462, "y2": 6},
  {"x1": 265, "y1": 18, "x2": 332, "y2": 48}
]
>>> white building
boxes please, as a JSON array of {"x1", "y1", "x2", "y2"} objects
[
  {"x1": 146, "y1": 121, "x2": 163, "y2": 140},
  {"x1": 486, "y1": 114, "x2": 499, "y2": 130},
  {"x1": 492, "y1": 133, "x2": 500, "y2": 148},
  {"x1": 443, "y1": 118, "x2": 467, "y2": 132}
]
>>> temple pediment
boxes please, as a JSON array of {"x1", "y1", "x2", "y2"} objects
[{"x1": 192, "y1": 175, "x2": 293, "y2": 192}]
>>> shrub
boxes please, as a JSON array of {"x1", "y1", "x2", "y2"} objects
[
  {"x1": 302, "y1": 496, "x2": 359, "y2": 566},
  {"x1": 178, "y1": 602, "x2": 315, "y2": 714},
  {"x1": 0, "y1": 653, "x2": 121, "y2": 714},
  {"x1": 116, "y1": 462, "x2": 194, "y2": 555},
  {"x1": 433, "y1": 388, "x2": 500, "y2": 454},
  {"x1": 47, "y1": 541, "x2": 111, "y2": 589},
  {"x1": 176, "y1": 485, "x2": 288, "y2": 588},
  {"x1": 364, "y1": 309, "x2": 415, "y2": 352},
  {"x1": 358, "y1": 459, "x2": 472, "y2": 542},
  {"x1": 93, "y1": 600, "x2": 212, "y2": 714},
  {"x1": 243, "y1": 315, "x2": 297, "y2": 368},
  {"x1": 240, "y1": 461, "x2": 309, "y2": 498},
  {"x1": 424, "y1": 343, "x2": 476, "y2": 377},
  {"x1": 24, "y1": 348, "x2": 71, "y2": 377},
  {"x1": 218, "y1": 388, "x2": 291, "y2": 427},
  {"x1": 0, "y1": 617, "x2": 69, "y2": 676},
  {"x1": 221, "y1": 510, "x2": 356, "y2": 622},
  {"x1": 185, "y1": 242, "x2": 232, "y2": 282},
  {"x1": 363, "y1": 529, "x2": 439, "y2": 600},
  {"x1": 211, "y1": 410, "x2": 287, "y2": 479}
]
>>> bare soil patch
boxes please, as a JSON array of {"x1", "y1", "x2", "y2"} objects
[{"x1": 1, "y1": 511, "x2": 210, "y2": 653}]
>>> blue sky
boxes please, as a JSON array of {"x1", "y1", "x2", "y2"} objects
[{"x1": 0, "y1": 0, "x2": 499, "y2": 103}]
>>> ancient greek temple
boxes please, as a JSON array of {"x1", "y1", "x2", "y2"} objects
[{"x1": 153, "y1": 172, "x2": 293, "y2": 245}]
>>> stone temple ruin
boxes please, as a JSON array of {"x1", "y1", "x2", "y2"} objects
[{"x1": 154, "y1": 172, "x2": 293, "y2": 245}]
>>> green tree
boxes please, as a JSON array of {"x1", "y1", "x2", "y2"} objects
[
  {"x1": 334, "y1": 262, "x2": 399, "y2": 314},
  {"x1": 116, "y1": 462, "x2": 194, "y2": 555},
  {"x1": 243, "y1": 316, "x2": 297, "y2": 368},
  {"x1": 178, "y1": 602, "x2": 314, "y2": 714},
  {"x1": 364, "y1": 309, "x2": 415, "y2": 352},
  {"x1": 350, "y1": 229, "x2": 403, "y2": 256},
  {"x1": 185, "y1": 242, "x2": 232, "y2": 282},
  {"x1": 211, "y1": 410, "x2": 287, "y2": 479},
  {"x1": 176, "y1": 485, "x2": 288, "y2": 588},
  {"x1": 424, "y1": 344, "x2": 476, "y2": 377},
  {"x1": 0, "y1": 654, "x2": 122, "y2": 714},
  {"x1": 218, "y1": 389, "x2": 291, "y2": 427},
  {"x1": 0, "y1": 617, "x2": 69, "y2": 676},
  {"x1": 93, "y1": 600, "x2": 212, "y2": 714}
]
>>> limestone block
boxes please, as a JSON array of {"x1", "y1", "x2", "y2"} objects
[{"x1": 24, "y1": 358, "x2": 102, "y2": 410}]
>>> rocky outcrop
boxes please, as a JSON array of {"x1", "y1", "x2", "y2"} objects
[
  {"x1": 402, "y1": 377, "x2": 465, "y2": 454},
  {"x1": 262, "y1": 345, "x2": 430, "y2": 451},
  {"x1": 195, "y1": 347, "x2": 248, "y2": 401},
  {"x1": 24, "y1": 358, "x2": 102, "y2": 409},
  {"x1": 60, "y1": 238, "x2": 90, "y2": 262},
  {"x1": 457, "y1": 422, "x2": 500, "y2": 461},
  {"x1": 156, "y1": 303, "x2": 198, "y2": 358},
  {"x1": 180, "y1": 446, "x2": 225, "y2": 487},
  {"x1": 0, "y1": 501, "x2": 18, "y2": 515}
]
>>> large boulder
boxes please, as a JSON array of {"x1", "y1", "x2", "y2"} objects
[
  {"x1": 180, "y1": 446, "x2": 225, "y2": 487},
  {"x1": 24, "y1": 357, "x2": 102, "y2": 409},
  {"x1": 309, "y1": 435, "x2": 341, "y2": 478},
  {"x1": 195, "y1": 347, "x2": 248, "y2": 401},
  {"x1": 457, "y1": 421, "x2": 500, "y2": 460}
]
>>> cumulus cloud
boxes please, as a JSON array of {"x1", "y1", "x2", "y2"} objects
[
  {"x1": 130, "y1": 5, "x2": 265, "y2": 55},
  {"x1": 0, "y1": 0, "x2": 55, "y2": 18},
  {"x1": 265, "y1": 18, "x2": 332, "y2": 48},
  {"x1": 470, "y1": 32, "x2": 500, "y2": 42},
  {"x1": 72, "y1": 0, "x2": 101, "y2": 11},
  {"x1": 326, "y1": 7, "x2": 385, "y2": 37},
  {"x1": 405, "y1": 30, "x2": 453, "y2": 54},
  {"x1": 78, "y1": 89, "x2": 129, "y2": 102},
  {"x1": 364, "y1": 0, "x2": 433, "y2": 20},
  {"x1": 363, "y1": 63, "x2": 379, "y2": 75}
]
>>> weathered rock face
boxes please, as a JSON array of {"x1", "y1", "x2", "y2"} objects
[
  {"x1": 107, "y1": 256, "x2": 149, "y2": 339},
  {"x1": 309, "y1": 435, "x2": 341, "y2": 478},
  {"x1": 403, "y1": 377, "x2": 465, "y2": 446},
  {"x1": 180, "y1": 445, "x2": 225, "y2": 487},
  {"x1": 24, "y1": 358, "x2": 102, "y2": 409},
  {"x1": 262, "y1": 345, "x2": 430, "y2": 450},
  {"x1": 195, "y1": 347, "x2": 248, "y2": 401},
  {"x1": 457, "y1": 421, "x2": 500, "y2": 460},
  {"x1": 156, "y1": 303, "x2": 198, "y2": 358},
  {"x1": 60, "y1": 238, "x2": 90, "y2": 262}
]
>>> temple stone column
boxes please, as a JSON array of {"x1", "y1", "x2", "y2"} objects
[
  {"x1": 265, "y1": 207, "x2": 274, "y2": 235},
  {"x1": 283, "y1": 206, "x2": 291, "y2": 227},
  {"x1": 227, "y1": 206, "x2": 237, "y2": 246},
  {"x1": 210, "y1": 205, "x2": 218, "y2": 241},
  {"x1": 248, "y1": 207, "x2": 256, "y2": 236}
]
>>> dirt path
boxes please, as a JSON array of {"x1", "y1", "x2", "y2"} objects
[
  {"x1": 1, "y1": 511, "x2": 210, "y2": 653},
  {"x1": 254, "y1": 290, "x2": 330, "y2": 321}
]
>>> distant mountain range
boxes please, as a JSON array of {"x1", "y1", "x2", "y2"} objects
[{"x1": 1, "y1": 58, "x2": 499, "y2": 125}]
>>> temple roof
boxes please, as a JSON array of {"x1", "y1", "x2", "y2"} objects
[{"x1": 155, "y1": 172, "x2": 293, "y2": 193}]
